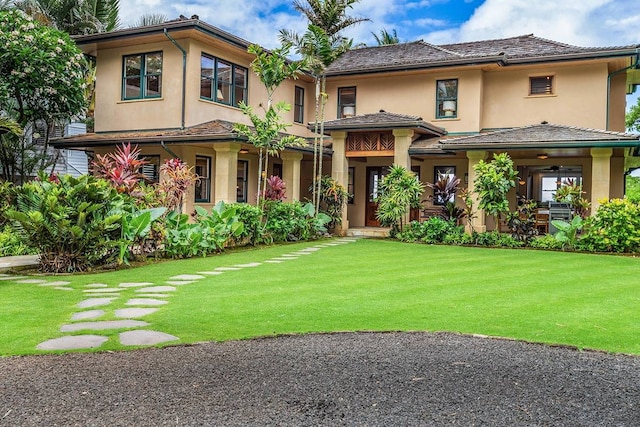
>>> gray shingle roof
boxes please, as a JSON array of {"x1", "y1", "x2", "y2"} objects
[
  {"x1": 327, "y1": 34, "x2": 640, "y2": 75},
  {"x1": 320, "y1": 111, "x2": 446, "y2": 136},
  {"x1": 439, "y1": 123, "x2": 640, "y2": 150}
]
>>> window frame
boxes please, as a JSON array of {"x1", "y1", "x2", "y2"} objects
[
  {"x1": 294, "y1": 86, "x2": 305, "y2": 124},
  {"x1": 338, "y1": 86, "x2": 356, "y2": 118},
  {"x1": 435, "y1": 79, "x2": 458, "y2": 119},
  {"x1": 200, "y1": 53, "x2": 248, "y2": 107},
  {"x1": 348, "y1": 166, "x2": 355, "y2": 204},
  {"x1": 529, "y1": 75, "x2": 554, "y2": 96},
  {"x1": 194, "y1": 155, "x2": 212, "y2": 203},
  {"x1": 141, "y1": 155, "x2": 160, "y2": 183},
  {"x1": 236, "y1": 159, "x2": 249, "y2": 203},
  {"x1": 122, "y1": 51, "x2": 163, "y2": 101}
]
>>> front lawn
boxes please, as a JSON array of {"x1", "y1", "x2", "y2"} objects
[{"x1": 2, "y1": 239, "x2": 639, "y2": 356}]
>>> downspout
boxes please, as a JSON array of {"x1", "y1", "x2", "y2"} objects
[
  {"x1": 160, "y1": 140, "x2": 181, "y2": 160},
  {"x1": 606, "y1": 48, "x2": 640, "y2": 130},
  {"x1": 164, "y1": 29, "x2": 187, "y2": 130}
]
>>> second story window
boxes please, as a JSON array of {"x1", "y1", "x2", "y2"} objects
[
  {"x1": 436, "y1": 79, "x2": 457, "y2": 118},
  {"x1": 294, "y1": 86, "x2": 304, "y2": 123},
  {"x1": 338, "y1": 86, "x2": 356, "y2": 118},
  {"x1": 530, "y1": 75, "x2": 554, "y2": 95},
  {"x1": 122, "y1": 52, "x2": 162, "y2": 100},
  {"x1": 201, "y1": 54, "x2": 247, "y2": 107}
]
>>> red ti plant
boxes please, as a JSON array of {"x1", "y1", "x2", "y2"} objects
[
  {"x1": 262, "y1": 175, "x2": 286, "y2": 201},
  {"x1": 92, "y1": 142, "x2": 148, "y2": 194},
  {"x1": 159, "y1": 158, "x2": 198, "y2": 213}
]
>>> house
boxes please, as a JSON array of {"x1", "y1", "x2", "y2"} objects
[{"x1": 54, "y1": 17, "x2": 640, "y2": 234}]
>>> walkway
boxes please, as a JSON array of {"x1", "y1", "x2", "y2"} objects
[{"x1": 0, "y1": 239, "x2": 357, "y2": 350}]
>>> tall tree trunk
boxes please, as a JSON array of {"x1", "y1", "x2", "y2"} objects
[
  {"x1": 312, "y1": 76, "x2": 321, "y2": 212},
  {"x1": 316, "y1": 74, "x2": 327, "y2": 215}
]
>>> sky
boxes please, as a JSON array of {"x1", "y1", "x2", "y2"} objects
[{"x1": 119, "y1": 0, "x2": 640, "y2": 109}]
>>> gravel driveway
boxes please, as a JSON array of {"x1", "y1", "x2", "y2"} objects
[{"x1": 1, "y1": 332, "x2": 639, "y2": 426}]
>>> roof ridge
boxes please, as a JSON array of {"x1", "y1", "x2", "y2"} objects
[{"x1": 417, "y1": 40, "x2": 464, "y2": 56}]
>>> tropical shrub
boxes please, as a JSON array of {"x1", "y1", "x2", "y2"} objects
[
  {"x1": 159, "y1": 158, "x2": 198, "y2": 213},
  {"x1": 0, "y1": 181, "x2": 15, "y2": 227},
  {"x1": 231, "y1": 203, "x2": 263, "y2": 246},
  {"x1": 473, "y1": 153, "x2": 518, "y2": 229},
  {"x1": 472, "y1": 231, "x2": 523, "y2": 248},
  {"x1": 529, "y1": 234, "x2": 564, "y2": 250},
  {"x1": 6, "y1": 174, "x2": 127, "y2": 272},
  {"x1": 397, "y1": 217, "x2": 462, "y2": 244},
  {"x1": 317, "y1": 175, "x2": 350, "y2": 229},
  {"x1": 554, "y1": 179, "x2": 590, "y2": 219},
  {"x1": 0, "y1": 225, "x2": 34, "y2": 256},
  {"x1": 376, "y1": 165, "x2": 425, "y2": 235},
  {"x1": 552, "y1": 215, "x2": 583, "y2": 251},
  {"x1": 579, "y1": 198, "x2": 640, "y2": 253},
  {"x1": 506, "y1": 197, "x2": 538, "y2": 243},
  {"x1": 262, "y1": 201, "x2": 327, "y2": 243},
  {"x1": 426, "y1": 174, "x2": 465, "y2": 222},
  {"x1": 92, "y1": 143, "x2": 148, "y2": 194},
  {"x1": 262, "y1": 175, "x2": 287, "y2": 201}
]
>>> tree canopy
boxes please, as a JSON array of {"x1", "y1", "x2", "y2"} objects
[{"x1": 626, "y1": 96, "x2": 640, "y2": 133}]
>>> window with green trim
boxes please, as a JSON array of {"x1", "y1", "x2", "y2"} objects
[
  {"x1": 122, "y1": 52, "x2": 162, "y2": 100},
  {"x1": 200, "y1": 54, "x2": 247, "y2": 107},
  {"x1": 436, "y1": 79, "x2": 458, "y2": 119},
  {"x1": 294, "y1": 86, "x2": 304, "y2": 123}
]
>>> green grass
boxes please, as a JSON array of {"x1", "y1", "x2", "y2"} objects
[{"x1": 2, "y1": 239, "x2": 640, "y2": 356}]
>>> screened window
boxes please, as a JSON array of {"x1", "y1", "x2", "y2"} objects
[
  {"x1": 530, "y1": 76, "x2": 553, "y2": 95},
  {"x1": 338, "y1": 87, "x2": 356, "y2": 118},
  {"x1": 236, "y1": 160, "x2": 248, "y2": 203},
  {"x1": 194, "y1": 156, "x2": 211, "y2": 203},
  {"x1": 200, "y1": 54, "x2": 247, "y2": 107},
  {"x1": 141, "y1": 155, "x2": 160, "y2": 183},
  {"x1": 436, "y1": 79, "x2": 458, "y2": 118},
  {"x1": 122, "y1": 52, "x2": 162, "y2": 100},
  {"x1": 294, "y1": 86, "x2": 304, "y2": 123}
]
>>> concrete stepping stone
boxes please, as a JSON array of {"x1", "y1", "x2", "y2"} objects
[
  {"x1": 165, "y1": 280, "x2": 194, "y2": 286},
  {"x1": 38, "y1": 281, "x2": 71, "y2": 287},
  {"x1": 85, "y1": 283, "x2": 108, "y2": 288},
  {"x1": 264, "y1": 260, "x2": 283, "y2": 264},
  {"x1": 118, "y1": 282, "x2": 154, "y2": 288},
  {"x1": 16, "y1": 279, "x2": 48, "y2": 284},
  {"x1": 120, "y1": 330, "x2": 179, "y2": 346},
  {"x1": 324, "y1": 243, "x2": 340, "y2": 246},
  {"x1": 299, "y1": 247, "x2": 321, "y2": 252},
  {"x1": 280, "y1": 254, "x2": 300, "y2": 257},
  {"x1": 115, "y1": 308, "x2": 158, "y2": 319},
  {"x1": 235, "y1": 262, "x2": 262, "y2": 268},
  {"x1": 71, "y1": 310, "x2": 105, "y2": 321},
  {"x1": 61, "y1": 320, "x2": 148, "y2": 332},
  {"x1": 271, "y1": 257, "x2": 294, "y2": 261},
  {"x1": 126, "y1": 298, "x2": 168, "y2": 306},
  {"x1": 198, "y1": 271, "x2": 224, "y2": 276},
  {"x1": 37, "y1": 335, "x2": 108, "y2": 351},
  {"x1": 214, "y1": 267, "x2": 241, "y2": 271},
  {"x1": 54, "y1": 287, "x2": 74, "y2": 291},
  {"x1": 0, "y1": 276, "x2": 26, "y2": 281},
  {"x1": 136, "y1": 286, "x2": 176, "y2": 293},
  {"x1": 292, "y1": 252, "x2": 312, "y2": 255},
  {"x1": 169, "y1": 274, "x2": 205, "y2": 280},
  {"x1": 137, "y1": 293, "x2": 172, "y2": 298},
  {"x1": 83, "y1": 288, "x2": 122, "y2": 293},
  {"x1": 78, "y1": 298, "x2": 116, "y2": 308}
]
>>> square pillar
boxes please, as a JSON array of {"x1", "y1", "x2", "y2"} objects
[
  {"x1": 392, "y1": 129, "x2": 414, "y2": 170},
  {"x1": 213, "y1": 143, "x2": 241, "y2": 204},
  {"x1": 467, "y1": 150, "x2": 488, "y2": 233},
  {"x1": 331, "y1": 131, "x2": 349, "y2": 234},
  {"x1": 590, "y1": 147, "x2": 613, "y2": 214},
  {"x1": 280, "y1": 151, "x2": 304, "y2": 201}
]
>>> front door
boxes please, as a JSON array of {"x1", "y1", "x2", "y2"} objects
[{"x1": 366, "y1": 166, "x2": 388, "y2": 227}]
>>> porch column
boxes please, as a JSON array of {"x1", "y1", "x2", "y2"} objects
[
  {"x1": 467, "y1": 150, "x2": 488, "y2": 233},
  {"x1": 331, "y1": 131, "x2": 349, "y2": 235},
  {"x1": 213, "y1": 142, "x2": 240, "y2": 204},
  {"x1": 392, "y1": 129, "x2": 414, "y2": 169},
  {"x1": 590, "y1": 147, "x2": 613, "y2": 214},
  {"x1": 281, "y1": 151, "x2": 303, "y2": 201}
]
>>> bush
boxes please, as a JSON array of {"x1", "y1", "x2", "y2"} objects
[
  {"x1": 396, "y1": 218, "x2": 464, "y2": 244},
  {"x1": 472, "y1": 231, "x2": 523, "y2": 248},
  {"x1": 579, "y1": 199, "x2": 640, "y2": 253},
  {"x1": 0, "y1": 225, "x2": 35, "y2": 256},
  {"x1": 6, "y1": 174, "x2": 128, "y2": 272},
  {"x1": 263, "y1": 200, "x2": 316, "y2": 243},
  {"x1": 529, "y1": 234, "x2": 564, "y2": 250},
  {"x1": 231, "y1": 203, "x2": 263, "y2": 246}
]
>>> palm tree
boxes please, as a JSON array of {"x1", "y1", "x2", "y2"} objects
[
  {"x1": 281, "y1": 0, "x2": 367, "y2": 213},
  {"x1": 12, "y1": 0, "x2": 120, "y2": 34},
  {"x1": 372, "y1": 28, "x2": 399, "y2": 45},
  {"x1": 130, "y1": 13, "x2": 167, "y2": 28}
]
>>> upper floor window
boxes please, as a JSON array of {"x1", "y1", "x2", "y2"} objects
[
  {"x1": 338, "y1": 86, "x2": 356, "y2": 118},
  {"x1": 200, "y1": 54, "x2": 247, "y2": 107},
  {"x1": 294, "y1": 86, "x2": 305, "y2": 123},
  {"x1": 530, "y1": 76, "x2": 554, "y2": 95},
  {"x1": 122, "y1": 52, "x2": 162, "y2": 100},
  {"x1": 436, "y1": 79, "x2": 457, "y2": 118}
]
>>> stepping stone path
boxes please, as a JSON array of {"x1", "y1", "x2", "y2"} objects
[{"x1": 3, "y1": 238, "x2": 358, "y2": 351}]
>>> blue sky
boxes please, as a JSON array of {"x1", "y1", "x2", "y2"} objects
[{"x1": 120, "y1": 0, "x2": 639, "y2": 110}]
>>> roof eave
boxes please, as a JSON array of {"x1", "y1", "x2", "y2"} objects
[
  {"x1": 439, "y1": 139, "x2": 640, "y2": 151},
  {"x1": 505, "y1": 48, "x2": 640, "y2": 65}
]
